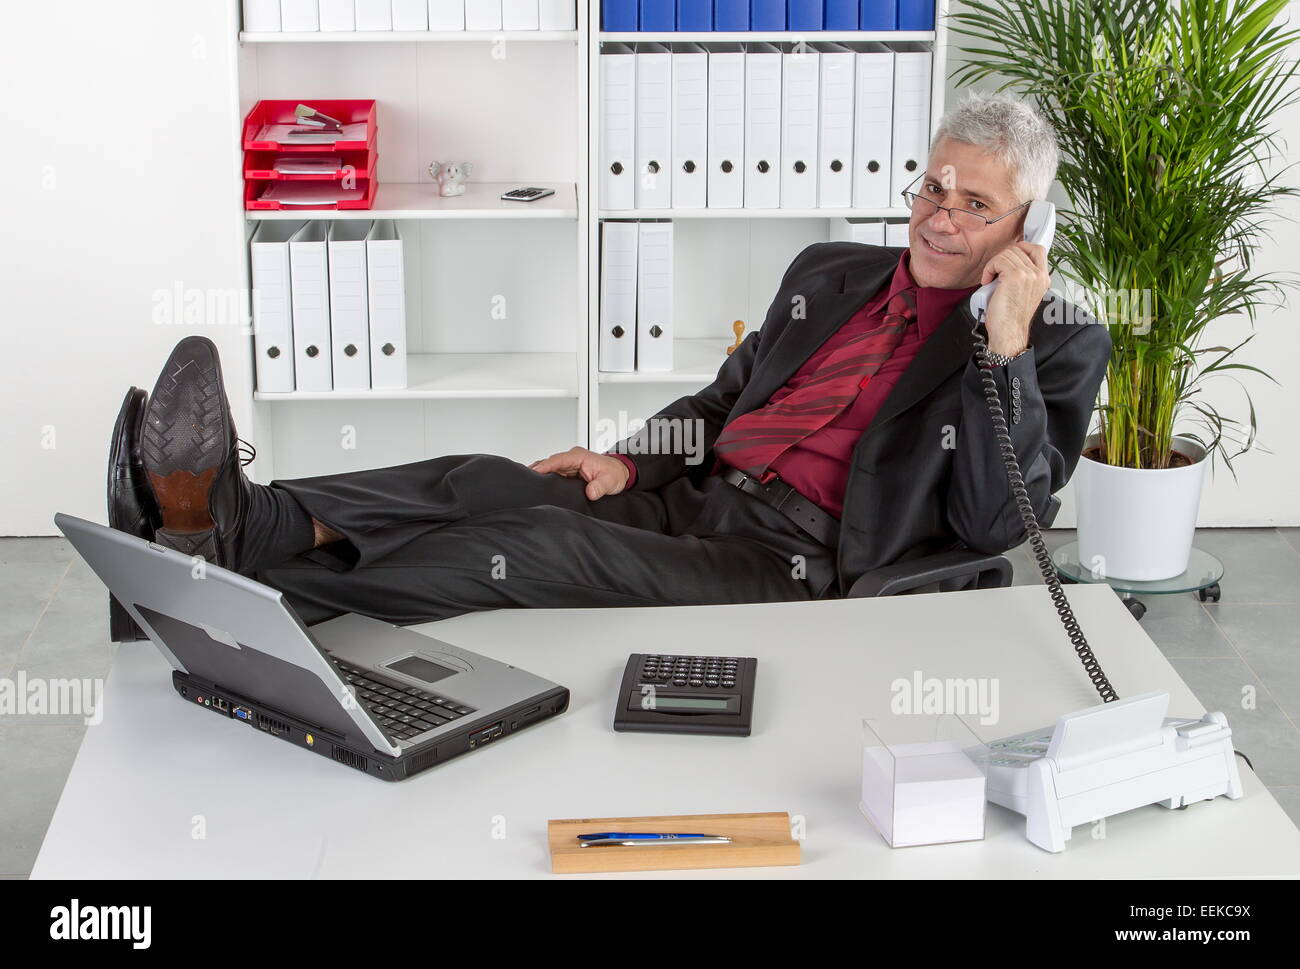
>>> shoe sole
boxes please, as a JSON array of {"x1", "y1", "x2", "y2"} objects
[{"x1": 141, "y1": 337, "x2": 232, "y2": 543}]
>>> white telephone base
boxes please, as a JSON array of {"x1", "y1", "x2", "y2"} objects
[{"x1": 969, "y1": 691, "x2": 1244, "y2": 853}]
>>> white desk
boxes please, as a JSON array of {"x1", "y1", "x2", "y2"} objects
[{"x1": 32, "y1": 585, "x2": 1300, "y2": 878}]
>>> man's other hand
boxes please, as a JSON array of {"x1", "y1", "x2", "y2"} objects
[{"x1": 528, "y1": 447, "x2": 631, "y2": 501}]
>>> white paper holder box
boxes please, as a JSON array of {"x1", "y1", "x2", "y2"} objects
[
  {"x1": 392, "y1": 0, "x2": 430, "y2": 29},
  {"x1": 428, "y1": 0, "x2": 466, "y2": 29},
  {"x1": 318, "y1": 0, "x2": 355, "y2": 30},
  {"x1": 356, "y1": 0, "x2": 395, "y2": 30},
  {"x1": 502, "y1": 0, "x2": 539, "y2": 29},
  {"x1": 860, "y1": 714, "x2": 987, "y2": 848},
  {"x1": 830, "y1": 217, "x2": 886, "y2": 246},
  {"x1": 538, "y1": 0, "x2": 576, "y2": 28},
  {"x1": 280, "y1": 0, "x2": 321, "y2": 31},
  {"x1": 243, "y1": 0, "x2": 283, "y2": 31},
  {"x1": 465, "y1": 0, "x2": 503, "y2": 29},
  {"x1": 250, "y1": 220, "x2": 306, "y2": 393},
  {"x1": 365, "y1": 220, "x2": 408, "y2": 390},
  {"x1": 326, "y1": 220, "x2": 374, "y2": 391},
  {"x1": 884, "y1": 218, "x2": 910, "y2": 248}
]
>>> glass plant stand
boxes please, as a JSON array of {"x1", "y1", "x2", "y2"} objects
[{"x1": 1051, "y1": 542, "x2": 1224, "y2": 621}]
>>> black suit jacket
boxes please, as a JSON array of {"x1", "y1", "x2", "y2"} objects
[{"x1": 613, "y1": 242, "x2": 1112, "y2": 597}]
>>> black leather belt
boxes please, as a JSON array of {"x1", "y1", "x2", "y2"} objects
[{"x1": 721, "y1": 467, "x2": 840, "y2": 548}]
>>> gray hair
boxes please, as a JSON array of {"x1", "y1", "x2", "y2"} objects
[{"x1": 931, "y1": 91, "x2": 1059, "y2": 203}]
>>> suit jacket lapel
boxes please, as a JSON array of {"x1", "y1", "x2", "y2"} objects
[{"x1": 731, "y1": 255, "x2": 897, "y2": 416}]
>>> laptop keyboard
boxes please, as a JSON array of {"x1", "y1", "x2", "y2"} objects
[{"x1": 333, "y1": 661, "x2": 476, "y2": 744}]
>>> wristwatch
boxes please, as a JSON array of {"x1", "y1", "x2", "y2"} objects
[{"x1": 983, "y1": 346, "x2": 1029, "y2": 367}]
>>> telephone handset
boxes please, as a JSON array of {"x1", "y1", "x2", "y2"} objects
[
  {"x1": 965, "y1": 200, "x2": 1119, "y2": 704},
  {"x1": 969, "y1": 199, "x2": 1057, "y2": 322}
]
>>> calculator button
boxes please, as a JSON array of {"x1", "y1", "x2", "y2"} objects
[
  {"x1": 722, "y1": 680, "x2": 735, "y2": 688},
  {"x1": 673, "y1": 679, "x2": 687, "y2": 687}
]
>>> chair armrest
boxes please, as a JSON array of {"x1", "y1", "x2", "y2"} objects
[
  {"x1": 1043, "y1": 493, "x2": 1062, "y2": 529},
  {"x1": 846, "y1": 548, "x2": 1014, "y2": 598}
]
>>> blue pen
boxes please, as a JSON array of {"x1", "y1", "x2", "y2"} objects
[{"x1": 577, "y1": 832, "x2": 731, "y2": 847}]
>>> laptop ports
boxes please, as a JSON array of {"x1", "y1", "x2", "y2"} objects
[
  {"x1": 213, "y1": 697, "x2": 230, "y2": 714},
  {"x1": 469, "y1": 722, "x2": 504, "y2": 748},
  {"x1": 233, "y1": 706, "x2": 253, "y2": 722}
]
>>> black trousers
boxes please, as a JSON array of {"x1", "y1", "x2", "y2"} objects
[{"x1": 250, "y1": 454, "x2": 839, "y2": 626}]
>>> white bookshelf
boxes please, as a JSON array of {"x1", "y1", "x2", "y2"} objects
[
  {"x1": 240, "y1": 30, "x2": 580, "y2": 43},
  {"x1": 231, "y1": 0, "x2": 590, "y2": 481},
  {"x1": 598, "y1": 206, "x2": 911, "y2": 219},
  {"x1": 247, "y1": 181, "x2": 579, "y2": 220},
  {"x1": 584, "y1": 2, "x2": 950, "y2": 442},
  {"x1": 229, "y1": 0, "x2": 949, "y2": 479},
  {"x1": 254, "y1": 351, "x2": 579, "y2": 400},
  {"x1": 596, "y1": 337, "x2": 735, "y2": 383}
]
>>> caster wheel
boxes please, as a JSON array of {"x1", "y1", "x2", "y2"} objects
[
  {"x1": 1125, "y1": 598, "x2": 1147, "y2": 620},
  {"x1": 1198, "y1": 583, "x2": 1221, "y2": 603}
]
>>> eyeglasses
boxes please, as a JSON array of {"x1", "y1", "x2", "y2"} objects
[{"x1": 900, "y1": 173, "x2": 1030, "y2": 232}]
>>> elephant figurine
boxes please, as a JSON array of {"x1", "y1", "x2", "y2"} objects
[{"x1": 429, "y1": 160, "x2": 473, "y2": 197}]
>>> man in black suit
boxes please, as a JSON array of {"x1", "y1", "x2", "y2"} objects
[{"x1": 109, "y1": 93, "x2": 1110, "y2": 635}]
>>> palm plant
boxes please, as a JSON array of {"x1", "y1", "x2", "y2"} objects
[{"x1": 948, "y1": 0, "x2": 1299, "y2": 470}]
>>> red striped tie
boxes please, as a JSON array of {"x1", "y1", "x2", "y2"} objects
[{"x1": 714, "y1": 287, "x2": 918, "y2": 479}]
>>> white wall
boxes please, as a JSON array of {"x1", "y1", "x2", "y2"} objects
[
  {"x1": 2, "y1": 0, "x2": 1298, "y2": 534},
  {"x1": 0, "y1": 0, "x2": 252, "y2": 536}
]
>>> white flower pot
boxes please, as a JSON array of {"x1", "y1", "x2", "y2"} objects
[{"x1": 1073, "y1": 433, "x2": 1208, "y2": 582}]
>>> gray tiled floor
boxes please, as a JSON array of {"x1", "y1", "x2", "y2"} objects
[{"x1": 1, "y1": 529, "x2": 1297, "y2": 877}]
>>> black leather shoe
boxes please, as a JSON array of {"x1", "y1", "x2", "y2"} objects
[
  {"x1": 141, "y1": 336, "x2": 256, "y2": 571},
  {"x1": 107, "y1": 387, "x2": 161, "y2": 642}
]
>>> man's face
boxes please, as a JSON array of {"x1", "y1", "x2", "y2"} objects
[{"x1": 907, "y1": 137, "x2": 1028, "y2": 290}]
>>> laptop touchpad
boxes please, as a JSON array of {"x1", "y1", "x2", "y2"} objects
[{"x1": 385, "y1": 654, "x2": 459, "y2": 684}]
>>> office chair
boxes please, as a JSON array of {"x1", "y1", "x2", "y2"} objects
[{"x1": 844, "y1": 494, "x2": 1062, "y2": 598}]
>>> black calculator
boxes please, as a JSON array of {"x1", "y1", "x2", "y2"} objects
[
  {"x1": 499, "y1": 186, "x2": 556, "y2": 202},
  {"x1": 613, "y1": 654, "x2": 757, "y2": 736}
]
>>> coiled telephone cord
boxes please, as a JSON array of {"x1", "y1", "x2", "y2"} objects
[{"x1": 970, "y1": 320, "x2": 1119, "y2": 703}]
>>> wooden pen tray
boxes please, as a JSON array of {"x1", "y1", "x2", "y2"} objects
[{"x1": 548, "y1": 812, "x2": 801, "y2": 874}]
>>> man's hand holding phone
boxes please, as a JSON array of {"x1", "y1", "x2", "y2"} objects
[
  {"x1": 981, "y1": 240, "x2": 1052, "y2": 357},
  {"x1": 529, "y1": 446, "x2": 631, "y2": 501}
]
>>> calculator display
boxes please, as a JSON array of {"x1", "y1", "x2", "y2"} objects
[{"x1": 652, "y1": 696, "x2": 732, "y2": 711}]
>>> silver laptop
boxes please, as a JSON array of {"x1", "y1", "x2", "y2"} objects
[{"x1": 56, "y1": 513, "x2": 569, "y2": 781}]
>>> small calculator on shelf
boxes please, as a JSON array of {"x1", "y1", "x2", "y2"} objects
[
  {"x1": 499, "y1": 186, "x2": 556, "y2": 202},
  {"x1": 613, "y1": 653, "x2": 758, "y2": 737}
]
